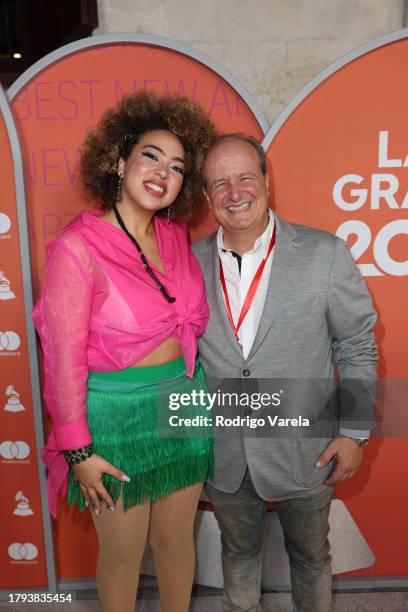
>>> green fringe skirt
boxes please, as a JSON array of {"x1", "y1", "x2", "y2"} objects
[{"x1": 67, "y1": 357, "x2": 213, "y2": 512}]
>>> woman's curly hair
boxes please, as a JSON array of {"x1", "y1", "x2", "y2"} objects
[{"x1": 80, "y1": 90, "x2": 218, "y2": 219}]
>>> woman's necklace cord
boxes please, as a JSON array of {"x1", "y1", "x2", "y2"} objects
[{"x1": 112, "y1": 204, "x2": 176, "y2": 303}]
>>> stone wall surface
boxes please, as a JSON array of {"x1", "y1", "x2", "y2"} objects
[{"x1": 95, "y1": 0, "x2": 407, "y2": 124}]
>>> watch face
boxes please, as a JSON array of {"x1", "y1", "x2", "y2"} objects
[{"x1": 356, "y1": 438, "x2": 369, "y2": 447}]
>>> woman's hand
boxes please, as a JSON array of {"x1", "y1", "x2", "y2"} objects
[{"x1": 72, "y1": 454, "x2": 130, "y2": 515}]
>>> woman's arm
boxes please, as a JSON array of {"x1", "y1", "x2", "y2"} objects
[
  {"x1": 34, "y1": 240, "x2": 128, "y2": 514},
  {"x1": 37, "y1": 240, "x2": 93, "y2": 449}
]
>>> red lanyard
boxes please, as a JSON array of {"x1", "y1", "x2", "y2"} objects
[{"x1": 219, "y1": 224, "x2": 276, "y2": 341}]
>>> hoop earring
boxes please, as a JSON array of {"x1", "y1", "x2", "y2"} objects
[{"x1": 116, "y1": 173, "x2": 123, "y2": 203}]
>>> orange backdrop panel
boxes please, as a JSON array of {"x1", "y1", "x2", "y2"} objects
[
  {"x1": 0, "y1": 108, "x2": 47, "y2": 587},
  {"x1": 10, "y1": 41, "x2": 264, "y2": 580},
  {"x1": 266, "y1": 38, "x2": 408, "y2": 576}
]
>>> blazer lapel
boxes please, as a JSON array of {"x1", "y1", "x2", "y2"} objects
[{"x1": 247, "y1": 215, "x2": 301, "y2": 361}]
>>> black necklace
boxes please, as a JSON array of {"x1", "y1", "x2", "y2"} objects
[{"x1": 112, "y1": 204, "x2": 176, "y2": 303}]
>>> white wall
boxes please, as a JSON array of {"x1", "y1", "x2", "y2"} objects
[{"x1": 95, "y1": 0, "x2": 406, "y2": 123}]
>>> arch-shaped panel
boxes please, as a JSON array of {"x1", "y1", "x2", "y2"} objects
[
  {"x1": 0, "y1": 84, "x2": 55, "y2": 590},
  {"x1": 6, "y1": 33, "x2": 268, "y2": 584},
  {"x1": 262, "y1": 29, "x2": 408, "y2": 580}
]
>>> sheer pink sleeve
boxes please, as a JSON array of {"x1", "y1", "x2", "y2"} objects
[
  {"x1": 32, "y1": 236, "x2": 94, "y2": 516},
  {"x1": 33, "y1": 239, "x2": 93, "y2": 450}
]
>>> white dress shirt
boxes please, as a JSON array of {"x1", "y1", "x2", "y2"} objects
[{"x1": 217, "y1": 209, "x2": 275, "y2": 359}]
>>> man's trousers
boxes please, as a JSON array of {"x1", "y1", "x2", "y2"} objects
[{"x1": 205, "y1": 470, "x2": 333, "y2": 612}]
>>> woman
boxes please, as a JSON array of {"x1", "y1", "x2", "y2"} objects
[{"x1": 33, "y1": 91, "x2": 217, "y2": 612}]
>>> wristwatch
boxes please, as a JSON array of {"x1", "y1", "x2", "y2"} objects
[{"x1": 349, "y1": 437, "x2": 369, "y2": 448}]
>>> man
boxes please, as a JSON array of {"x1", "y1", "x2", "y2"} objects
[{"x1": 193, "y1": 134, "x2": 377, "y2": 612}]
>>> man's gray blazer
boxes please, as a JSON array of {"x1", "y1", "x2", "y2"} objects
[{"x1": 193, "y1": 214, "x2": 378, "y2": 501}]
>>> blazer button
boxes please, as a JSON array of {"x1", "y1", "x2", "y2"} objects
[{"x1": 242, "y1": 369, "x2": 251, "y2": 377}]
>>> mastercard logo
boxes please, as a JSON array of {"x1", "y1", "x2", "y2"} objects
[
  {"x1": 0, "y1": 212, "x2": 11, "y2": 234},
  {"x1": 0, "y1": 441, "x2": 30, "y2": 459},
  {"x1": 8, "y1": 543, "x2": 38, "y2": 561},
  {"x1": 0, "y1": 331, "x2": 21, "y2": 351}
]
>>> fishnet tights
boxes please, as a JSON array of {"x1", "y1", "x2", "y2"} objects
[{"x1": 91, "y1": 482, "x2": 202, "y2": 612}]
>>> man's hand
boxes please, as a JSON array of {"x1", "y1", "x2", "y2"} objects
[{"x1": 315, "y1": 436, "x2": 364, "y2": 486}]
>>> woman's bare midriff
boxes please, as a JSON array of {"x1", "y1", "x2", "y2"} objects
[{"x1": 130, "y1": 337, "x2": 182, "y2": 368}]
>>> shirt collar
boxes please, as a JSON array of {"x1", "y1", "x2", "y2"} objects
[{"x1": 217, "y1": 209, "x2": 274, "y2": 258}]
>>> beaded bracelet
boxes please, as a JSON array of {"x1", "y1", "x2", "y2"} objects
[{"x1": 63, "y1": 445, "x2": 93, "y2": 465}]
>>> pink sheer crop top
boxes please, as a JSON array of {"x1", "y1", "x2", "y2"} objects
[{"x1": 32, "y1": 209, "x2": 209, "y2": 517}]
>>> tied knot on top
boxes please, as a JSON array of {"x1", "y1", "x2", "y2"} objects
[{"x1": 177, "y1": 312, "x2": 188, "y2": 326}]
